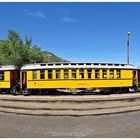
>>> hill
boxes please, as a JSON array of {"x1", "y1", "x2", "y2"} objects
[
  {"x1": 0, "y1": 40, "x2": 68, "y2": 65},
  {"x1": 42, "y1": 51, "x2": 68, "y2": 63},
  {"x1": 0, "y1": 40, "x2": 8, "y2": 47}
]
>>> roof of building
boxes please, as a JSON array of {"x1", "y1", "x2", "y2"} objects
[
  {"x1": 20, "y1": 62, "x2": 137, "y2": 70},
  {"x1": 0, "y1": 65, "x2": 18, "y2": 71}
]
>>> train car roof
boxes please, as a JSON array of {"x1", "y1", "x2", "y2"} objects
[
  {"x1": 137, "y1": 66, "x2": 140, "y2": 69},
  {"x1": 0, "y1": 65, "x2": 18, "y2": 71},
  {"x1": 20, "y1": 62, "x2": 137, "y2": 70}
]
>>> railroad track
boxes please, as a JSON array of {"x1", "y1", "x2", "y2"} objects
[{"x1": 0, "y1": 93, "x2": 140, "y2": 116}]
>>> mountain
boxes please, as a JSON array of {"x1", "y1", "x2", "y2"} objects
[
  {"x1": 0, "y1": 40, "x2": 7, "y2": 46},
  {"x1": 42, "y1": 51, "x2": 69, "y2": 63}
]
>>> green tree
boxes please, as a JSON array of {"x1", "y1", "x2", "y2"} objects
[
  {"x1": 0, "y1": 29, "x2": 44, "y2": 67},
  {"x1": 8, "y1": 30, "x2": 21, "y2": 46},
  {"x1": 29, "y1": 45, "x2": 43, "y2": 63}
]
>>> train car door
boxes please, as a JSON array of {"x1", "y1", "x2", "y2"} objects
[
  {"x1": 138, "y1": 70, "x2": 140, "y2": 87},
  {"x1": 20, "y1": 71, "x2": 27, "y2": 89},
  {"x1": 133, "y1": 70, "x2": 137, "y2": 87}
]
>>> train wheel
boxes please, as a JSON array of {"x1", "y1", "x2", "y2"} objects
[{"x1": 70, "y1": 88, "x2": 77, "y2": 95}]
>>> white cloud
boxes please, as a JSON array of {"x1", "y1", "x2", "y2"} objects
[
  {"x1": 36, "y1": 11, "x2": 46, "y2": 19},
  {"x1": 27, "y1": 11, "x2": 46, "y2": 20},
  {"x1": 60, "y1": 16, "x2": 77, "y2": 23}
]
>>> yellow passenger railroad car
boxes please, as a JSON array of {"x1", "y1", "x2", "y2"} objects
[
  {"x1": 20, "y1": 62, "x2": 138, "y2": 94},
  {"x1": 0, "y1": 65, "x2": 19, "y2": 93}
]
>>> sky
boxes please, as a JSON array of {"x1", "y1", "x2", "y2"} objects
[{"x1": 0, "y1": 2, "x2": 140, "y2": 66}]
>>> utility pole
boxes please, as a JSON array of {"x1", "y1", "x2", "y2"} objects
[{"x1": 127, "y1": 32, "x2": 131, "y2": 64}]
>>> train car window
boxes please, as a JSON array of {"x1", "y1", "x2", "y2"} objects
[
  {"x1": 32, "y1": 70, "x2": 37, "y2": 80},
  {"x1": 56, "y1": 70, "x2": 60, "y2": 79},
  {"x1": 55, "y1": 64, "x2": 61, "y2": 66},
  {"x1": 71, "y1": 63, "x2": 76, "y2": 66},
  {"x1": 87, "y1": 69, "x2": 92, "y2": 79},
  {"x1": 94, "y1": 63, "x2": 99, "y2": 66},
  {"x1": 79, "y1": 69, "x2": 84, "y2": 79},
  {"x1": 40, "y1": 64, "x2": 46, "y2": 66},
  {"x1": 63, "y1": 63, "x2": 69, "y2": 66},
  {"x1": 48, "y1": 69, "x2": 52, "y2": 79},
  {"x1": 103, "y1": 69, "x2": 107, "y2": 78},
  {"x1": 64, "y1": 69, "x2": 68, "y2": 79},
  {"x1": 0, "y1": 71, "x2": 4, "y2": 80},
  {"x1": 110, "y1": 70, "x2": 114, "y2": 78},
  {"x1": 86, "y1": 63, "x2": 91, "y2": 66},
  {"x1": 117, "y1": 70, "x2": 121, "y2": 78},
  {"x1": 40, "y1": 70, "x2": 45, "y2": 79},
  {"x1": 72, "y1": 69, "x2": 76, "y2": 79},
  {"x1": 95, "y1": 70, "x2": 99, "y2": 79},
  {"x1": 48, "y1": 64, "x2": 53, "y2": 66},
  {"x1": 101, "y1": 64, "x2": 106, "y2": 66},
  {"x1": 78, "y1": 63, "x2": 84, "y2": 65}
]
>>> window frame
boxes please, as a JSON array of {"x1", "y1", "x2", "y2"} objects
[
  {"x1": 56, "y1": 69, "x2": 60, "y2": 79},
  {"x1": 40, "y1": 70, "x2": 45, "y2": 80},
  {"x1": 117, "y1": 70, "x2": 121, "y2": 79},
  {"x1": 48, "y1": 69, "x2": 52, "y2": 79},
  {"x1": 64, "y1": 69, "x2": 69, "y2": 79},
  {"x1": 72, "y1": 69, "x2": 76, "y2": 79},
  {"x1": 110, "y1": 69, "x2": 114, "y2": 79},
  {"x1": 103, "y1": 69, "x2": 107, "y2": 79},
  {"x1": 87, "y1": 69, "x2": 92, "y2": 79},
  {"x1": 79, "y1": 69, "x2": 84, "y2": 79},
  {"x1": 95, "y1": 69, "x2": 100, "y2": 79},
  {"x1": 32, "y1": 70, "x2": 37, "y2": 80}
]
